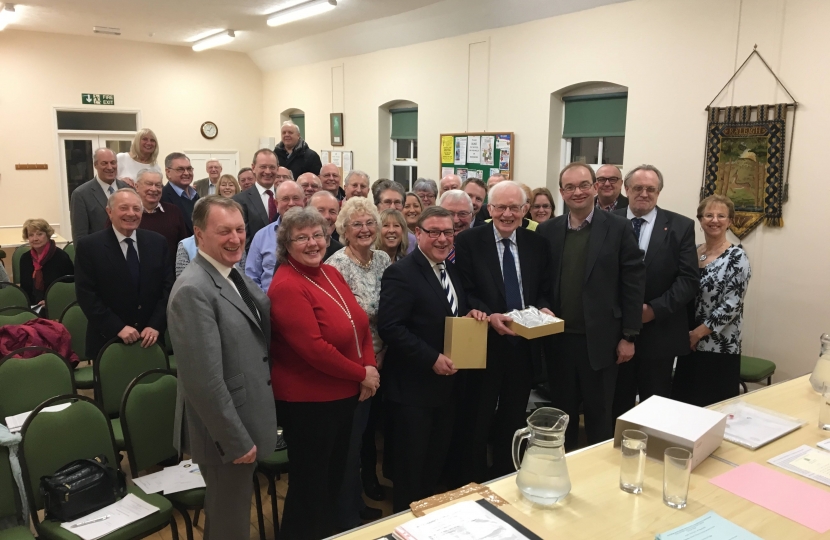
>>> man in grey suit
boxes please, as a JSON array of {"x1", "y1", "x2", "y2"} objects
[
  {"x1": 193, "y1": 159, "x2": 223, "y2": 198},
  {"x1": 233, "y1": 149, "x2": 279, "y2": 250},
  {"x1": 168, "y1": 195, "x2": 277, "y2": 540},
  {"x1": 69, "y1": 148, "x2": 129, "y2": 240}
]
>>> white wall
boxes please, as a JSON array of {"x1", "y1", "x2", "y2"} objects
[
  {"x1": 0, "y1": 30, "x2": 263, "y2": 234},
  {"x1": 261, "y1": 0, "x2": 830, "y2": 381}
]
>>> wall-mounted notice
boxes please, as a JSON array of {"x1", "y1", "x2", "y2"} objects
[
  {"x1": 454, "y1": 137, "x2": 468, "y2": 166},
  {"x1": 441, "y1": 136, "x2": 455, "y2": 164},
  {"x1": 467, "y1": 136, "x2": 481, "y2": 164},
  {"x1": 481, "y1": 136, "x2": 495, "y2": 166}
]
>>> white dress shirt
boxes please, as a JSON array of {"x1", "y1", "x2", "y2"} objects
[
  {"x1": 97, "y1": 177, "x2": 118, "y2": 198},
  {"x1": 419, "y1": 247, "x2": 459, "y2": 303},
  {"x1": 112, "y1": 226, "x2": 139, "y2": 260},
  {"x1": 627, "y1": 206, "x2": 658, "y2": 255},
  {"x1": 493, "y1": 227, "x2": 525, "y2": 309},
  {"x1": 255, "y1": 182, "x2": 273, "y2": 215},
  {"x1": 199, "y1": 250, "x2": 241, "y2": 296}
]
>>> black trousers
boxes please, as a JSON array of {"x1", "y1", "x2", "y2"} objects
[
  {"x1": 547, "y1": 333, "x2": 618, "y2": 451},
  {"x1": 276, "y1": 396, "x2": 357, "y2": 540},
  {"x1": 612, "y1": 353, "x2": 675, "y2": 420},
  {"x1": 464, "y1": 338, "x2": 534, "y2": 483},
  {"x1": 672, "y1": 350, "x2": 741, "y2": 407}
]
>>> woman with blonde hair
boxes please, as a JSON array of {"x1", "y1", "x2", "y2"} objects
[
  {"x1": 375, "y1": 209, "x2": 409, "y2": 263},
  {"x1": 216, "y1": 174, "x2": 241, "y2": 198},
  {"x1": 18, "y1": 219, "x2": 74, "y2": 311},
  {"x1": 117, "y1": 128, "x2": 161, "y2": 187}
]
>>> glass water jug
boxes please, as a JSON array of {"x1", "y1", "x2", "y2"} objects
[
  {"x1": 512, "y1": 407, "x2": 571, "y2": 505},
  {"x1": 810, "y1": 333, "x2": 830, "y2": 393}
]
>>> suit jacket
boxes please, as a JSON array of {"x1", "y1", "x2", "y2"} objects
[
  {"x1": 233, "y1": 187, "x2": 271, "y2": 250},
  {"x1": 378, "y1": 248, "x2": 470, "y2": 408},
  {"x1": 595, "y1": 194, "x2": 629, "y2": 211},
  {"x1": 537, "y1": 210, "x2": 645, "y2": 370},
  {"x1": 613, "y1": 207, "x2": 698, "y2": 360},
  {"x1": 193, "y1": 178, "x2": 216, "y2": 198},
  {"x1": 74, "y1": 227, "x2": 174, "y2": 359},
  {"x1": 160, "y1": 182, "x2": 200, "y2": 236},
  {"x1": 69, "y1": 177, "x2": 129, "y2": 240},
  {"x1": 169, "y1": 254, "x2": 277, "y2": 465}
]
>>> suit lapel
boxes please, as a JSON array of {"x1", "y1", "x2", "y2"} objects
[
  {"x1": 91, "y1": 178, "x2": 108, "y2": 210},
  {"x1": 413, "y1": 249, "x2": 454, "y2": 316},
  {"x1": 584, "y1": 210, "x2": 609, "y2": 283},
  {"x1": 644, "y1": 207, "x2": 668, "y2": 268},
  {"x1": 194, "y1": 255, "x2": 264, "y2": 333},
  {"x1": 481, "y1": 224, "x2": 507, "y2": 303},
  {"x1": 249, "y1": 188, "x2": 269, "y2": 224}
]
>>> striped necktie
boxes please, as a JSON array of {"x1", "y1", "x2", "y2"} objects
[
  {"x1": 447, "y1": 247, "x2": 456, "y2": 264},
  {"x1": 437, "y1": 262, "x2": 459, "y2": 316}
]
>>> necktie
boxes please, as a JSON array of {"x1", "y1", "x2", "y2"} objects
[
  {"x1": 123, "y1": 238, "x2": 140, "y2": 289},
  {"x1": 631, "y1": 217, "x2": 646, "y2": 241},
  {"x1": 107, "y1": 185, "x2": 114, "y2": 196},
  {"x1": 230, "y1": 268, "x2": 261, "y2": 322},
  {"x1": 265, "y1": 189, "x2": 278, "y2": 223},
  {"x1": 501, "y1": 238, "x2": 523, "y2": 311},
  {"x1": 447, "y1": 247, "x2": 456, "y2": 264},
  {"x1": 437, "y1": 262, "x2": 459, "y2": 316}
]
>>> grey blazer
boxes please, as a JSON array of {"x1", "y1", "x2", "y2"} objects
[
  {"x1": 193, "y1": 178, "x2": 215, "y2": 198},
  {"x1": 69, "y1": 177, "x2": 129, "y2": 240},
  {"x1": 168, "y1": 254, "x2": 277, "y2": 465}
]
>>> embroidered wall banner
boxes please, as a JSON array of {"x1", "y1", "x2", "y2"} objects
[{"x1": 702, "y1": 104, "x2": 788, "y2": 238}]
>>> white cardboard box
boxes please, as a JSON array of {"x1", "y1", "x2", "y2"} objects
[{"x1": 613, "y1": 395, "x2": 727, "y2": 471}]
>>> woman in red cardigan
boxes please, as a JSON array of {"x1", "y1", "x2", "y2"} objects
[{"x1": 269, "y1": 206, "x2": 379, "y2": 540}]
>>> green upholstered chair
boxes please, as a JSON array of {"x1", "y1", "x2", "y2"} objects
[
  {"x1": 121, "y1": 370, "x2": 204, "y2": 540},
  {"x1": 740, "y1": 355, "x2": 777, "y2": 393},
  {"x1": 0, "y1": 446, "x2": 36, "y2": 540},
  {"x1": 11, "y1": 247, "x2": 30, "y2": 286},
  {"x1": 61, "y1": 243, "x2": 75, "y2": 264},
  {"x1": 0, "y1": 347, "x2": 75, "y2": 422},
  {"x1": 0, "y1": 307, "x2": 38, "y2": 326},
  {"x1": 94, "y1": 339, "x2": 169, "y2": 450},
  {"x1": 0, "y1": 284, "x2": 29, "y2": 312},
  {"x1": 163, "y1": 327, "x2": 176, "y2": 373},
  {"x1": 253, "y1": 449, "x2": 289, "y2": 540},
  {"x1": 59, "y1": 302, "x2": 92, "y2": 390},
  {"x1": 18, "y1": 395, "x2": 176, "y2": 540},
  {"x1": 44, "y1": 277, "x2": 75, "y2": 321}
]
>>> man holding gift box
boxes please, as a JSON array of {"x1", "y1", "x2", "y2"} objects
[{"x1": 454, "y1": 181, "x2": 553, "y2": 482}]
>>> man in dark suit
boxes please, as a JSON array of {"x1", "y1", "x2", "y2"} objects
[
  {"x1": 69, "y1": 148, "x2": 129, "y2": 240},
  {"x1": 192, "y1": 159, "x2": 223, "y2": 197},
  {"x1": 462, "y1": 178, "x2": 488, "y2": 228},
  {"x1": 161, "y1": 152, "x2": 200, "y2": 235},
  {"x1": 233, "y1": 149, "x2": 279, "y2": 250},
  {"x1": 537, "y1": 163, "x2": 644, "y2": 450},
  {"x1": 309, "y1": 190, "x2": 344, "y2": 260},
  {"x1": 379, "y1": 206, "x2": 487, "y2": 512},
  {"x1": 454, "y1": 181, "x2": 553, "y2": 481},
  {"x1": 595, "y1": 164, "x2": 629, "y2": 211},
  {"x1": 169, "y1": 196, "x2": 277, "y2": 539},
  {"x1": 611, "y1": 165, "x2": 698, "y2": 418},
  {"x1": 75, "y1": 189, "x2": 174, "y2": 360}
]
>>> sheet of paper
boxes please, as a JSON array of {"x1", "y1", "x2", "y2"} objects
[
  {"x1": 441, "y1": 167, "x2": 454, "y2": 178},
  {"x1": 715, "y1": 401, "x2": 803, "y2": 449},
  {"x1": 343, "y1": 151, "x2": 352, "y2": 173},
  {"x1": 131, "y1": 470, "x2": 166, "y2": 494},
  {"x1": 161, "y1": 459, "x2": 205, "y2": 494},
  {"x1": 489, "y1": 168, "x2": 500, "y2": 178},
  {"x1": 331, "y1": 151, "x2": 342, "y2": 167},
  {"x1": 481, "y1": 136, "x2": 495, "y2": 166},
  {"x1": 710, "y1": 462, "x2": 830, "y2": 533},
  {"x1": 60, "y1": 493, "x2": 159, "y2": 540},
  {"x1": 457, "y1": 168, "x2": 468, "y2": 181},
  {"x1": 321, "y1": 150, "x2": 330, "y2": 164},
  {"x1": 496, "y1": 134, "x2": 511, "y2": 149},
  {"x1": 454, "y1": 137, "x2": 467, "y2": 166},
  {"x1": 467, "y1": 136, "x2": 481, "y2": 164},
  {"x1": 769, "y1": 445, "x2": 830, "y2": 487},
  {"x1": 467, "y1": 169, "x2": 482, "y2": 179},
  {"x1": 818, "y1": 438, "x2": 830, "y2": 451},
  {"x1": 6, "y1": 403, "x2": 71, "y2": 433},
  {"x1": 499, "y1": 148, "x2": 510, "y2": 170},
  {"x1": 656, "y1": 511, "x2": 762, "y2": 540},
  {"x1": 441, "y1": 136, "x2": 455, "y2": 164},
  {"x1": 393, "y1": 500, "x2": 530, "y2": 540}
]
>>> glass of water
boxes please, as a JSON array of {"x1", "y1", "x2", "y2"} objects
[
  {"x1": 819, "y1": 385, "x2": 830, "y2": 430},
  {"x1": 663, "y1": 447, "x2": 692, "y2": 509},
  {"x1": 620, "y1": 429, "x2": 648, "y2": 494}
]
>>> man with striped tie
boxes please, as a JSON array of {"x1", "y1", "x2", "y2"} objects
[
  {"x1": 378, "y1": 206, "x2": 487, "y2": 512},
  {"x1": 438, "y1": 189, "x2": 474, "y2": 264}
]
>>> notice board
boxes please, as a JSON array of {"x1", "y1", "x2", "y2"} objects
[{"x1": 439, "y1": 132, "x2": 514, "y2": 182}]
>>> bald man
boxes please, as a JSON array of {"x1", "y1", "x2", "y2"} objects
[
  {"x1": 439, "y1": 174, "x2": 462, "y2": 195},
  {"x1": 70, "y1": 148, "x2": 130, "y2": 240},
  {"x1": 273, "y1": 121, "x2": 323, "y2": 180},
  {"x1": 297, "y1": 172, "x2": 322, "y2": 201},
  {"x1": 320, "y1": 163, "x2": 345, "y2": 201},
  {"x1": 595, "y1": 164, "x2": 628, "y2": 211}
]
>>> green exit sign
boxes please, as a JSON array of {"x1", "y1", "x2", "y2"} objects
[{"x1": 81, "y1": 93, "x2": 115, "y2": 105}]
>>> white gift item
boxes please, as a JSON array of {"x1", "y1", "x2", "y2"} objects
[{"x1": 504, "y1": 307, "x2": 562, "y2": 327}]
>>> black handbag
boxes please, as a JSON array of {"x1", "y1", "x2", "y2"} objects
[{"x1": 39, "y1": 454, "x2": 127, "y2": 522}]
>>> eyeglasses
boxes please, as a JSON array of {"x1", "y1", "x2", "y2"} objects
[
  {"x1": 447, "y1": 211, "x2": 472, "y2": 219},
  {"x1": 421, "y1": 229, "x2": 454, "y2": 238},
  {"x1": 349, "y1": 220, "x2": 377, "y2": 230},
  {"x1": 381, "y1": 199, "x2": 403, "y2": 208},
  {"x1": 168, "y1": 167, "x2": 194, "y2": 174},
  {"x1": 489, "y1": 204, "x2": 525, "y2": 214},
  {"x1": 418, "y1": 192, "x2": 436, "y2": 201},
  {"x1": 531, "y1": 204, "x2": 552, "y2": 210},
  {"x1": 596, "y1": 176, "x2": 620, "y2": 185},
  {"x1": 291, "y1": 232, "x2": 327, "y2": 244},
  {"x1": 561, "y1": 182, "x2": 595, "y2": 194},
  {"x1": 701, "y1": 213, "x2": 729, "y2": 221},
  {"x1": 629, "y1": 185, "x2": 659, "y2": 195},
  {"x1": 278, "y1": 196, "x2": 304, "y2": 204}
]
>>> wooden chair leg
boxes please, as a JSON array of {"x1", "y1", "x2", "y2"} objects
[
  {"x1": 170, "y1": 516, "x2": 180, "y2": 540},
  {"x1": 193, "y1": 508, "x2": 200, "y2": 527},
  {"x1": 268, "y1": 473, "x2": 280, "y2": 540},
  {"x1": 176, "y1": 506, "x2": 195, "y2": 540},
  {"x1": 767, "y1": 375, "x2": 773, "y2": 386},
  {"x1": 253, "y1": 472, "x2": 267, "y2": 540}
]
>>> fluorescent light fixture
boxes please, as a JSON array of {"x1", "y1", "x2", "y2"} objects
[
  {"x1": 192, "y1": 30, "x2": 235, "y2": 52},
  {"x1": 267, "y1": 0, "x2": 337, "y2": 27},
  {"x1": 93, "y1": 26, "x2": 121, "y2": 36},
  {"x1": 0, "y1": 4, "x2": 17, "y2": 31},
  {"x1": 187, "y1": 28, "x2": 225, "y2": 43}
]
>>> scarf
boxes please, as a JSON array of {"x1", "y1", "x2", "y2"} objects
[{"x1": 31, "y1": 239, "x2": 56, "y2": 292}]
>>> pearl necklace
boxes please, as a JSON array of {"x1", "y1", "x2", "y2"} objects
[{"x1": 288, "y1": 260, "x2": 362, "y2": 358}]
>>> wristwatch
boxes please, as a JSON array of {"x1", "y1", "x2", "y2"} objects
[{"x1": 622, "y1": 333, "x2": 637, "y2": 343}]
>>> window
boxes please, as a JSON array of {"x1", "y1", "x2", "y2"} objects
[
  {"x1": 391, "y1": 108, "x2": 417, "y2": 190},
  {"x1": 563, "y1": 93, "x2": 627, "y2": 168},
  {"x1": 56, "y1": 111, "x2": 137, "y2": 131},
  {"x1": 289, "y1": 113, "x2": 305, "y2": 139}
]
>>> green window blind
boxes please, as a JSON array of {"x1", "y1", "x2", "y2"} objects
[
  {"x1": 289, "y1": 114, "x2": 305, "y2": 139},
  {"x1": 391, "y1": 109, "x2": 418, "y2": 140},
  {"x1": 562, "y1": 94, "x2": 627, "y2": 138}
]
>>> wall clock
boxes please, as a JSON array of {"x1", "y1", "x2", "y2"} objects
[{"x1": 201, "y1": 121, "x2": 218, "y2": 139}]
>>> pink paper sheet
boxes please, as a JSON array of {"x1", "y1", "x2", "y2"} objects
[{"x1": 709, "y1": 462, "x2": 830, "y2": 533}]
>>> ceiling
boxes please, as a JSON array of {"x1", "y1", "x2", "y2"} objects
[{"x1": 6, "y1": 0, "x2": 630, "y2": 68}]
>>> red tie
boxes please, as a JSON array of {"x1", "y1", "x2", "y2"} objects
[{"x1": 265, "y1": 189, "x2": 277, "y2": 222}]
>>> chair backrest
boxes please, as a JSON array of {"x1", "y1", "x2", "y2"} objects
[
  {"x1": 19, "y1": 395, "x2": 117, "y2": 515},
  {"x1": 59, "y1": 302, "x2": 88, "y2": 362},
  {"x1": 44, "y1": 276, "x2": 75, "y2": 321},
  {"x1": 0, "y1": 347, "x2": 75, "y2": 421},
  {"x1": 0, "y1": 283, "x2": 29, "y2": 311},
  {"x1": 62, "y1": 242, "x2": 76, "y2": 264},
  {"x1": 11, "y1": 246, "x2": 31, "y2": 286},
  {"x1": 0, "y1": 445, "x2": 23, "y2": 526},
  {"x1": 0, "y1": 308, "x2": 38, "y2": 327},
  {"x1": 95, "y1": 339, "x2": 169, "y2": 417},
  {"x1": 121, "y1": 369, "x2": 178, "y2": 476}
]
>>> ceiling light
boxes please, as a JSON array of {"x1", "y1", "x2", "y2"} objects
[
  {"x1": 93, "y1": 26, "x2": 121, "y2": 35},
  {"x1": 192, "y1": 30, "x2": 235, "y2": 52},
  {"x1": 0, "y1": 4, "x2": 17, "y2": 31},
  {"x1": 267, "y1": 0, "x2": 336, "y2": 27},
  {"x1": 187, "y1": 28, "x2": 226, "y2": 43}
]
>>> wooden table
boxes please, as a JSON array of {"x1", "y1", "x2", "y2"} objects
[{"x1": 330, "y1": 375, "x2": 829, "y2": 539}]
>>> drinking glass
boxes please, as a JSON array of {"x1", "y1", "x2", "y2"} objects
[
  {"x1": 620, "y1": 429, "x2": 648, "y2": 494},
  {"x1": 663, "y1": 447, "x2": 692, "y2": 509},
  {"x1": 819, "y1": 385, "x2": 830, "y2": 430}
]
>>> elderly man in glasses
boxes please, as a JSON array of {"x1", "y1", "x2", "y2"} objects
[
  {"x1": 161, "y1": 152, "x2": 200, "y2": 235},
  {"x1": 438, "y1": 189, "x2": 474, "y2": 263},
  {"x1": 595, "y1": 164, "x2": 628, "y2": 212}
]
